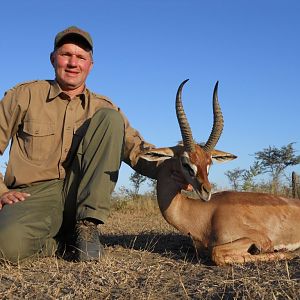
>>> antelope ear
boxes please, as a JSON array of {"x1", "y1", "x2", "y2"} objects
[
  {"x1": 139, "y1": 147, "x2": 175, "y2": 162},
  {"x1": 211, "y1": 149, "x2": 237, "y2": 164}
]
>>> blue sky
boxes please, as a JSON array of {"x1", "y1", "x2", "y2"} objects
[{"x1": 1, "y1": 1, "x2": 299, "y2": 191}]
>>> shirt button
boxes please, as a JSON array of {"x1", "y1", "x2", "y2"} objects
[{"x1": 64, "y1": 148, "x2": 69, "y2": 153}]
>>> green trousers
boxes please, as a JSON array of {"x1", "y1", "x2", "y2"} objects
[{"x1": 0, "y1": 108, "x2": 124, "y2": 263}]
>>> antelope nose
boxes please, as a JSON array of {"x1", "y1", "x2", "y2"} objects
[{"x1": 202, "y1": 185, "x2": 212, "y2": 201}]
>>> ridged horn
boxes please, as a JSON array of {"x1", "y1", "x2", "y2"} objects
[
  {"x1": 176, "y1": 79, "x2": 195, "y2": 152},
  {"x1": 202, "y1": 81, "x2": 224, "y2": 152}
]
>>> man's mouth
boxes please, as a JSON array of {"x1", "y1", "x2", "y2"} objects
[{"x1": 65, "y1": 70, "x2": 79, "y2": 75}]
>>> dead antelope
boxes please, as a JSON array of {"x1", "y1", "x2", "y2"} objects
[{"x1": 141, "y1": 80, "x2": 300, "y2": 266}]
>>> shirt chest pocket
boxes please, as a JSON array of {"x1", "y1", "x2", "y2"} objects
[{"x1": 20, "y1": 121, "x2": 56, "y2": 162}]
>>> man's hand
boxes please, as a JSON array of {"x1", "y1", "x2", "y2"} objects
[{"x1": 0, "y1": 191, "x2": 31, "y2": 210}]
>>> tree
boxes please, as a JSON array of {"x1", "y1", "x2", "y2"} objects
[
  {"x1": 147, "y1": 178, "x2": 157, "y2": 199},
  {"x1": 254, "y1": 143, "x2": 300, "y2": 194},
  {"x1": 129, "y1": 171, "x2": 147, "y2": 198},
  {"x1": 225, "y1": 168, "x2": 245, "y2": 190},
  {"x1": 241, "y1": 161, "x2": 262, "y2": 191}
]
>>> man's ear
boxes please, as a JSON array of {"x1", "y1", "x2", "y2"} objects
[
  {"x1": 88, "y1": 59, "x2": 94, "y2": 72},
  {"x1": 50, "y1": 52, "x2": 55, "y2": 67},
  {"x1": 211, "y1": 149, "x2": 237, "y2": 164}
]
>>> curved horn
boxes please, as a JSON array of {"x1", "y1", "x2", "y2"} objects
[
  {"x1": 202, "y1": 81, "x2": 224, "y2": 152},
  {"x1": 176, "y1": 79, "x2": 195, "y2": 152}
]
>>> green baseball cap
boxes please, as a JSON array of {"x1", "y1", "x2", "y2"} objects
[{"x1": 54, "y1": 26, "x2": 93, "y2": 51}]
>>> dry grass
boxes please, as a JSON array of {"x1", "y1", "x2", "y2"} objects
[{"x1": 1, "y1": 198, "x2": 299, "y2": 299}]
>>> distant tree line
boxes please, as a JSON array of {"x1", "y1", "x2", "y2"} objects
[{"x1": 225, "y1": 143, "x2": 300, "y2": 197}]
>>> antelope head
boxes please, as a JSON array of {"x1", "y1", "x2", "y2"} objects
[{"x1": 140, "y1": 80, "x2": 236, "y2": 201}]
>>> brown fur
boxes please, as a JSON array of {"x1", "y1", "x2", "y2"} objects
[{"x1": 156, "y1": 157, "x2": 300, "y2": 266}]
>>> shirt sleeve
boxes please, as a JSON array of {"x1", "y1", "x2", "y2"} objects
[
  {"x1": 120, "y1": 109, "x2": 159, "y2": 179},
  {"x1": 0, "y1": 173, "x2": 9, "y2": 195},
  {"x1": 0, "y1": 85, "x2": 28, "y2": 194}
]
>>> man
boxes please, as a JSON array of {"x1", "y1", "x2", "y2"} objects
[{"x1": 0, "y1": 26, "x2": 159, "y2": 263}]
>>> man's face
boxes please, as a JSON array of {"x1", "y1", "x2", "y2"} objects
[{"x1": 51, "y1": 42, "x2": 93, "y2": 93}]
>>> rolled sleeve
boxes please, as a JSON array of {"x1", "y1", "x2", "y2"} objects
[{"x1": 120, "y1": 110, "x2": 158, "y2": 179}]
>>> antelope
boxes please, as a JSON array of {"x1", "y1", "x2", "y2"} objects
[{"x1": 140, "y1": 80, "x2": 300, "y2": 266}]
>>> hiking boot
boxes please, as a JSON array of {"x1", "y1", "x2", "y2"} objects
[{"x1": 74, "y1": 220, "x2": 105, "y2": 261}]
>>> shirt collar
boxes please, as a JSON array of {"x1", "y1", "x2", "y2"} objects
[{"x1": 48, "y1": 80, "x2": 88, "y2": 108}]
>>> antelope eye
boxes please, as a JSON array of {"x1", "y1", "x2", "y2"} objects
[
  {"x1": 180, "y1": 155, "x2": 197, "y2": 177},
  {"x1": 183, "y1": 163, "x2": 196, "y2": 177}
]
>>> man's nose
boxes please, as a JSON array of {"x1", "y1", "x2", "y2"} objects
[{"x1": 68, "y1": 55, "x2": 78, "y2": 66}]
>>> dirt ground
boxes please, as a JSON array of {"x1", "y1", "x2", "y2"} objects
[{"x1": 0, "y1": 199, "x2": 299, "y2": 299}]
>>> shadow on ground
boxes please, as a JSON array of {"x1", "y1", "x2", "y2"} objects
[{"x1": 101, "y1": 232, "x2": 212, "y2": 265}]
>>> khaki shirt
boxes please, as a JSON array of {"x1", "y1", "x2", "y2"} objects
[{"x1": 0, "y1": 80, "x2": 157, "y2": 195}]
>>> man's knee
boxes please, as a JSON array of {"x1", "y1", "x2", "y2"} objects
[
  {"x1": 0, "y1": 213, "x2": 51, "y2": 263},
  {"x1": 0, "y1": 222, "x2": 29, "y2": 263},
  {"x1": 93, "y1": 108, "x2": 124, "y2": 132}
]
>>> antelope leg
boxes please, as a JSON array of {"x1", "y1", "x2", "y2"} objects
[{"x1": 211, "y1": 238, "x2": 295, "y2": 266}]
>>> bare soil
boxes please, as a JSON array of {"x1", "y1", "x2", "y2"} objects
[{"x1": 0, "y1": 199, "x2": 299, "y2": 299}]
